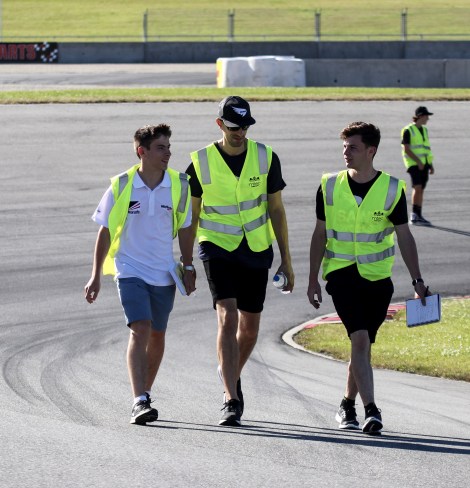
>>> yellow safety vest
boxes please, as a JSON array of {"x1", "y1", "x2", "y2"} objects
[
  {"x1": 190, "y1": 139, "x2": 275, "y2": 252},
  {"x1": 401, "y1": 123, "x2": 434, "y2": 169},
  {"x1": 103, "y1": 164, "x2": 191, "y2": 276},
  {"x1": 322, "y1": 170, "x2": 405, "y2": 281}
]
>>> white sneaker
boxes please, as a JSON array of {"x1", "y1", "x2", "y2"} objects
[{"x1": 409, "y1": 213, "x2": 419, "y2": 225}]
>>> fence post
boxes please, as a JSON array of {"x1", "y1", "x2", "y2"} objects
[
  {"x1": 228, "y1": 9, "x2": 235, "y2": 42},
  {"x1": 315, "y1": 10, "x2": 321, "y2": 41},
  {"x1": 143, "y1": 9, "x2": 148, "y2": 42},
  {"x1": 401, "y1": 8, "x2": 407, "y2": 41}
]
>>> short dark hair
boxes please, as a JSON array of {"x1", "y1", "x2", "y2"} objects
[
  {"x1": 134, "y1": 124, "x2": 172, "y2": 154},
  {"x1": 340, "y1": 122, "x2": 381, "y2": 149}
]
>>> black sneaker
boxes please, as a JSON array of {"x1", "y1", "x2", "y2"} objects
[
  {"x1": 218, "y1": 366, "x2": 244, "y2": 417},
  {"x1": 363, "y1": 404, "x2": 383, "y2": 435},
  {"x1": 219, "y1": 399, "x2": 242, "y2": 427},
  {"x1": 130, "y1": 397, "x2": 158, "y2": 425},
  {"x1": 335, "y1": 403, "x2": 360, "y2": 430}
]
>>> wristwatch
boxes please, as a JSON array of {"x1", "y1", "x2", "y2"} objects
[
  {"x1": 183, "y1": 265, "x2": 195, "y2": 272},
  {"x1": 412, "y1": 278, "x2": 424, "y2": 286}
]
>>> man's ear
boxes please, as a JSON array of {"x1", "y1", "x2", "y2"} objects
[
  {"x1": 216, "y1": 118, "x2": 223, "y2": 129},
  {"x1": 137, "y1": 145, "x2": 145, "y2": 157}
]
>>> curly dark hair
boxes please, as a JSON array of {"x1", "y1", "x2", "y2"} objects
[
  {"x1": 340, "y1": 122, "x2": 381, "y2": 149},
  {"x1": 134, "y1": 124, "x2": 172, "y2": 157}
]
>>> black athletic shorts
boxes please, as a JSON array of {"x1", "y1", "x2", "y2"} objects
[
  {"x1": 203, "y1": 258, "x2": 269, "y2": 313},
  {"x1": 407, "y1": 164, "x2": 430, "y2": 189},
  {"x1": 325, "y1": 265, "x2": 394, "y2": 343}
]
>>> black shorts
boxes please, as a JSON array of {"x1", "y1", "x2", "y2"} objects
[
  {"x1": 407, "y1": 165, "x2": 430, "y2": 189},
  {"x1": 203, "y1": 258, "x2": 269, "y2": 313},
  {"x1": 325, "y1": 265, "x2": 394, "y2": 343}
]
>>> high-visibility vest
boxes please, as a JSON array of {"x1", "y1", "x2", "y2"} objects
[
  {"x1": 321, "y1": 170, "x2": 405, "y2": 281},
  {"x1": 103, "y1": 164, "x2": 190, "y2": 276},
  {"x1": 401, "y1": 123, "x2": 434, "y2": 169},
  {"x1": 190, "y1": 139, "x2": 275, "y2": 252}
]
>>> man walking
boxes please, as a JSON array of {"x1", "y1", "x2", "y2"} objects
[
  {"x1": 186, "y1": 96, "x2": 294, "y2": 426},
  {"x1": 401, "y1": 106, "x2": 435, "y2": 225},
  {"x1": 307, "y1": 122, "x2": 430, "y2": 434},
  {"x1": 84, "y1": 124, "x2": 196, "y2": 425}
]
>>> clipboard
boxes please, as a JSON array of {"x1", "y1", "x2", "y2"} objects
[
  {"x1": 406, "y1": 294, "x2": 441, "y2": 327},
  {"x1": 168, "y1": 261, "x2": 187, "y2": 296}
]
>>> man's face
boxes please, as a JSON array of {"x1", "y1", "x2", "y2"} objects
[
  {"x1": 140, "y1": 136, "x2": 171, "y2": 170},
  {"x1": 343, "y1": 134, "x2": 375, "y2": 170},
  {"x1": 218, "y1": 119, "x2": 249, "y2": 148},
  {"x1": 417, "y1": 115, "x2": 429, "y2": 125}
]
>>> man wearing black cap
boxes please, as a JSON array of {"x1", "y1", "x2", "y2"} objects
[
  {"x1": 186, "y1": 95, "x2": 294, "y2": 426},
  {"x1": 401, "y1": 106, "x2": 435, "y2": 225}
]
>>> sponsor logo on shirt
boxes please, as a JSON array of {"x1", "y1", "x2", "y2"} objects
[
  {"x1": 372, "y1": 210, "x2": 384, "y2": 222},
  {"x1": 249, "y1": 176, "x2": 260, "y2": 188},
  {"x1": 128, "y1": 201, "x2": 141, "y2": 214},
  {"x1": 161, "y1": 204, "x2": 172, "y2": 211}
]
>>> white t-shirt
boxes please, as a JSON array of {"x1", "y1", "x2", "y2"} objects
[{"x1": 92, "y1": 171, "x2": 192, "y2": 286}]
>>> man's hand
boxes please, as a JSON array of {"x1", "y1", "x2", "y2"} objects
[
  {"x1": 307, "y1": 279, "x2": 322, "y2": 309},
  {"x1": 84, "y1": 277, "x2": 101, "y2": 304}
]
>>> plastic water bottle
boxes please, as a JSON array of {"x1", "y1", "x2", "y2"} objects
[{"x1": 273, "y1": 272, "x2": 290, "y2": 294}]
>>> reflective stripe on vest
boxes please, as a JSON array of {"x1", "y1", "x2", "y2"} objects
[
  {"x1": 198, "y1": 210, "x2": 269, "y2": 235},
  {"x1": 203, "y1": 194, "x2": 268, "y2": 215},
  {"x1": 325, "y1": 245, "x2": 395, "y2": 264},
  {"x1": 325, "y1": 173, "x2": 399, "y2": 212},
  {"x1": 326, "y1": 226, "x2": 394, "y2": 243}
]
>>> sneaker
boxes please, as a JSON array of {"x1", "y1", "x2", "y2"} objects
[
  {"x1": 335, "y1": 403, "x2": 360, "y2": 430},
  {"x1": 363, "y1": 404, "x2": 383, "y2": 435},
  {"x1": 219, "y1": 399, "x2": 242, "y2": 427},
  {"x1": 410, "y1": 213, "x2": 431, "y2": 226},
  {"x1": 217, "y1": 365, "x2": 244, "y2": 416},
  {"x1": 130, "y1": 397, "x2": 159, "y2": 425}
]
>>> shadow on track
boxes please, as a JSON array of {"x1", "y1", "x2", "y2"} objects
[{"x1": 148, "y1": 419, "x2": 470, "y2": 455}]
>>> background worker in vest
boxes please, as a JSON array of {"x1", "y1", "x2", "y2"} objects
[
  {"x1": 401, "y1": 106, "x2": 435, "y2": 225},
  {"x1": 84, "y1": 124, "x2": 196, "y2": 425},
  {"x1": 307, "y1": 121, "x2": 430, "y2": 435},
  {"x1": 186, "y1": 96, "x2": 294, "y2": 427}
]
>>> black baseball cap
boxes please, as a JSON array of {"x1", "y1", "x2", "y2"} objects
[
  {"x1": 415, "y1": 106, "x2": 433, "y2": 117},
  {"x1": 218, "y1": 96, "x2": 256, "y2": 127}
]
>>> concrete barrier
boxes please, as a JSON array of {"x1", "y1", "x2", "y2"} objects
[{"x1": 216, "y1": 56, "x2": 306, "y2": 87}]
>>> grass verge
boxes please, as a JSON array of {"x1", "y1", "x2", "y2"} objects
[
  {"x1": 294, "y1": 297, "x2": 470, "y2": 382},
  {"x1": 2, "y1": 87, "x2": 470, "y2": 104}
]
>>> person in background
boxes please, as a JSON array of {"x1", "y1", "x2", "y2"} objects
[
  {"x1": 186, "y1": 96, "x2": 294, "y2": 427},
  {"x1": 84, "y1": 124, "x2": 195, "y2": 425},
  {"x1": 401, "y1": 106, "x2": 435, "y2": 225},
  {"x1": 308, "y1": 121, "x2": 430, "y2": 435}
]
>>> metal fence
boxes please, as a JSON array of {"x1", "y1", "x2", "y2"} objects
[
  {"x1": 2, "y1": 7, "x2": 470, "y2": 43},
  {"x1": 143, "y1": 7, "x2": 470, "y2": 42}
]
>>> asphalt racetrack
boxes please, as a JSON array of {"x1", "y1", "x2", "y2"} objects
[{"x1": 1, "y1": 90, "x2": 469, "y2": 487}]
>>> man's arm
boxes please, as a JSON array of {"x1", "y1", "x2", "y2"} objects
[
  {"x1": 307, "y1": 219, "x2": 326, "y2": 309},
  {"x1": 84, "y1": 225, "x2": 111, "y2": 304},
  {"x1": 395, "y1": 223, "x2": 429, "y2": 301},
  {"x1": 178, "y1": 225, "x2": 196, "y2": 295},
  {"x1": 268, "y1": 190, "x2": 294, "y2": 292},
  {"x1": 403, "y1": 144, "x2": 424, "y2": 170}
]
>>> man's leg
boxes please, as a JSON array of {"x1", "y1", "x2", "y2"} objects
[
  {"x1": 349, "y1": 330, "x2": 374, "y2": 406},
  {"x1": 145, "y1": 329, "x2": 166, "y2": 392},
  {"x1": 216, "y1": 298, "x2": 240, "y2": 401},
  {"x1": 237, "y1": 310, "x2": 261, "y2": 376},
  {"x1": 411, "y1": 184, "x2": 424, "y2": 208},
  {"x1": 127, "y1": 320, "x2": 152, "y2": 398}
]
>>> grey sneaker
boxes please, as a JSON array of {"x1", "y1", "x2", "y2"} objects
[
  {"x1": 335, "y1": 403, "x2": 360, "y2": 430},
  {"x1": 219, "y1": 399, "x2": 242, "y2": 427},
  {"x1": 130, "y1": 397, "x2": 158, "y2": 425},
  {"x1": 363, "y1": 404, "x2": 383, "y2": 435}
]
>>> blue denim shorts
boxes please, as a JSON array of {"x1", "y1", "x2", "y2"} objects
[{"x1": 116, "y1": 277, "x2": 176, "y2": 331}]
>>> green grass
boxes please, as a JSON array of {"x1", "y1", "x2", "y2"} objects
[
  {"x1": 294, "y1": 298, "x2": 470, "y2": 382},
  {"x1": 2, "y1": 87, "x2": 470, "y2": 105},
  {"x1": 3, "y1": 1, "x2": 470, "y2": 41}
]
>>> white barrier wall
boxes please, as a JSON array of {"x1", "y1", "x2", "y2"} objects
[{"x1": 216, "y1": 55, "x2": 306, "y2": 87}]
